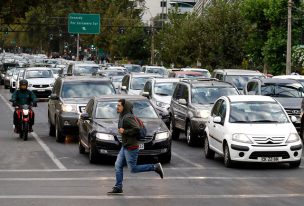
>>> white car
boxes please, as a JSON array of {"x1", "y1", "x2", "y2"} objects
[{"x1": 204, "y1": 95, "x2": 302, "y2": 168}]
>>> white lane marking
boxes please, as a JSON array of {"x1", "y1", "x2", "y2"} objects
[
  {"x1": 0, "y1": 176, "x2": 298, "y2": 181},
  {"x1": 0, "y1": 94, "x2": 66, "y2": 170},
  {"x1": 172, "y1": 151, "x2": 204, "y2": 168},
  {"x1": 0, "y1": 194, "x2": 303, "y2": 199}
]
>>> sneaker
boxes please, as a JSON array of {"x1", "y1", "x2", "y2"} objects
[
  {"x1": 107, "y1": 186, "x2": 123, "y2": 195},
  {"x1": 154, "y1": 163, "x2": 164, "y2": 179}
]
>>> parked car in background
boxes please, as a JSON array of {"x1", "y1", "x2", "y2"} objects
[
  {"x1": 141, "y1": 78, "x2": 180, "y2": 126},
  {"x1": 98, "y1": 70, "x2": 127, "y2": 90},
  {"x1": 180, "y1": 68, "x2": 211, "y2": 78},
  {"x1": 212, "y1": 69, "x2": 265, "y2": 93},
  {"x1": 142, "y1": 66, "x2": 168, "y2": 77},
  {"x1": 123, "y1": 64, "x2": 142, "y2": 73},
  {"x1": 67, "y1": 62, "x2": 99, "y2": 76},
  {"x1": 169, "y1": 78, "x2": 239, "y2": 146},
  {"x1": 3, "y1": 68, "x2": 16, "y2": 89},
  {"x1": 78, "y1": 95, "x2": 172, "y2": 164},
  {"x1": 48, "y1": 76, "x2": 116, "y2": 142},
  {"x1": 244, "y1": 78, "x2": 303, "y2": 132},
  {"x1": 121, "y1": 73, "x2": 162, "y2": 95},
  {"x1": 204, "y1": 95, "x2": 302, "y2": 168}
]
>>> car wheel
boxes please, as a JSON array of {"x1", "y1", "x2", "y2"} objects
[
  {"x1": 289, "y1": 160, "x2": 301, "y2": 168},
  {"x1": 204, "y1": 136, "x2": 215, "y2": 159},
  {"x1": 4, "y1": 84, "x2": 9, "y2": 89},
  {"x1": 186, "y1": 123, "x2": 197, "y2": 146},
  {"x1": 224, "y1": 143, "x2": 234, "y2": 168},
  {"x1": 48, "y1": 113, "x2": 55, "y2": 136},
  {"x1": 170, "y1": 117, "x2": 180, "y2": 140},
  {"x1": 89, "y1": 145, "x2": 98, "y2": 164},
  {"x1": 158, "y1": 150, "x2": 171, "y2": 164},
  {"x1": 55, "y1": 119, "x2": 65, "y2": 143},
  {"x1": 79, "y1": 141, "x2": 86, "y2": 154}
]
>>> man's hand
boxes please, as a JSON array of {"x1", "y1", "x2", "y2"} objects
[{"x1": 118, "y1": 128, "x2": 124, "y2": 134}]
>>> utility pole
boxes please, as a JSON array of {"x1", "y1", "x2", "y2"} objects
[{"x1": 286, "y1": 0, "x2": 292, "y2": 75}]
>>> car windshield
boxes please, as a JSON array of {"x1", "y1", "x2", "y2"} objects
[
  {"x1": 146, "y1": 68, "x2": 168, "y2": 75},
  {"x1": 95, "y1": 100, "x2": 158, "y2": 119},
  {"x1": 111, "y1": 76, "x2": 123, "y2": 82},
  {"x1": 125, "y1": 65, "x2": 141, "y2": 73},
  {"x1": 154, "y1": 82, "x2": 178, "y2": 96},
  {"x1": 176, "y1": 73, "x2": 203, "y2": 78},
  {"x1": 74, "y1": 66, "x2": 99, "y2": 75},
  {"x1": 229, "y1": 101, "x2": 289, "y2": 123},
  {"x1": 226, "y1": 75, "x2": 262, "y2": 90},
  {"x1": 185, "y1": 70, "x2": 210, "y2": 77},
  {"x1": 61, "y1": 82, "x2": 115, "y2": 98},
  {"x1": 261, "y1": 83, "x2": 304, "y2": 98},
  {"x1": 25, "y1": 70, "x2": 53, "y2": 78},
  {"x1": 131, "y1": 77, "x2": 150, "y2": 90},
  {"x1": 51, "y1": 68, "x2": 61, "y2": 74},
  {"x1": 192, "y1": 87, "x2": 238, "y2": 104}
]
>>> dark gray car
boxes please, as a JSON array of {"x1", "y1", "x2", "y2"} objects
[{"x1": 48, "y1": 76, "x2": 116, "y2": 142}]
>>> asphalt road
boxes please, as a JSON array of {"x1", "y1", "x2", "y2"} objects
[{"x1": 0, "y1": 86, "x2": 304, "y2": 206}]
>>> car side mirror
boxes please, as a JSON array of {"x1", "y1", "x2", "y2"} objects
[
  {"x1": 290, "y1": 116, "x2": 297, "y2": 123},
  {"x1": 80, "y1": 112, "x2": 91, "y2": 120},
  {"x1": 213, "y1": 116, "x2": 222, "y2": 123},
  {"x1": 121, "y1": 86, "x2": 127, "y2": 90},
  {"x1": 178, "y1": 99, "x2": 187, "y2": 105},
  {"x1": 142, "y1": 91, "x2": 150, "y2": 98},
  {"x1": 49, "y1": 94, "x2": 59, "y2": 100}
]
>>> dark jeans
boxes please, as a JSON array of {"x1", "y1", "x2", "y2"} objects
[
  {"x1": 13, "y1": 109, "x2": 35, "y2": 128},
  {"x1": 114, "y1": 147, "x2": 155, "y2": 189}
]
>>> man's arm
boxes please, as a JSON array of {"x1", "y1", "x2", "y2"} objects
[
  {"x1": 123, "y1": 116, "x2": 140, "y2": 136},
  {"x1": 29, "y1": 91, "x2": 37, "y2": 106}
]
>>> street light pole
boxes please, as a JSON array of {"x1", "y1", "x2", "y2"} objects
[
  {"x1": 150, "y1": 23, "x2": 155, "y2": 65},
  {"x1": 286, "y1": 0, "x2": 292, "y2": 74},
  {"x1": 76, "y1": 33, "x2": 80, "y2": 61}
]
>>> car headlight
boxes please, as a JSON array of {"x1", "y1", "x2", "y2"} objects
[
  {"x1": 155, "y1": 132, "x2": 169, "y2": 140},
  {"x1": 96, "y1": 133, "x2": 115, "y2": 141},
  {"x1": 61, "y1": 104, "x2": 78, "y2": 112},
  {"x1": 50, "y1": 83, "x2": 54, "y2": 87},
  {"x1": 232, "y1": 133, "x2": 253, "y2": 144},
  {"x1": 28, "y1": 84, "x2": 33, "y2": 87},
  {"x1": 156, "y1": 101, "x2": 169, "y2": 108},
  {"x1": 286, "y1": 133, "x2": 300, "y2": 143},
  {"x1": 194, "y1": 110, "x2": 210, "y2": 118}
]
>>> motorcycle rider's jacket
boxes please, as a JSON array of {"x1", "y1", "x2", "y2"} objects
[{"x1": 11, "y1": 90, "x2": 37, "y2": 106}]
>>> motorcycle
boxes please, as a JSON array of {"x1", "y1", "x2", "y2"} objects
[{"x1": 15, "y1": 105, "x2": 33, "y2": 141}]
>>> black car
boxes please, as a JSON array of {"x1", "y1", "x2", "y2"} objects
[
  {"x1": 48, "y1": 76, "x2": 116, "y2": 142},
  {"x1": 78, "y1": 95, "x2": 172, "y2": 164}
]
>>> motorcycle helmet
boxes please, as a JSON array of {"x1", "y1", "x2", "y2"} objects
[{"x1": 19, "y1": 79, "x2": 28, "y2": 90}]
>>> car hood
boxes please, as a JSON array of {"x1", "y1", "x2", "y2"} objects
[
  {"x1": 192, "y1": 103, "x2": 213, "y2": 111},
  {"x1": 27, "y1": 78, "x2": 55, "y2": 85},
  {"x1": 227, "y1": 123, "x2": 297, "y2": 136},
  {"x1": 273, "y1": 97, "x2": 301, "y2": 109},
  {"x1": 93, "y1": 118, "x2": 168, "y2": 136},
  {"x1": 62, "y1": 98, "x2": 90, "y2": 104}
]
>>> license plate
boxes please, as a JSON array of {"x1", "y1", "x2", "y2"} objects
[
  {"x1": 139, "y1": 144, "x2": 144, "y2": 150},
  {"x1": 259, "y1": 157, "x2": 280, "y2": 162},
  {"x1": 37, "y1": 89, "x2": 45, "y2": 92}
]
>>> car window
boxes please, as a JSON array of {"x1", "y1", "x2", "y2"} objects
[
  {"x1": 74, "y1": 66, "x2": 99, "y2": 75},
  {"x1": 122, "y1": 75, "x2": 129, "y2": 88},
  {"x1": 25, "y1": 70, "x2": 53, "y2": 78},
  {"x1": 218, "y1": 101, "x2": 227, "y2": 123},
  {"x1": 229, "y1": 101, "x2": 289, "y2": 123},
  {"x1": 130, "y1": 77, "x2": 150, "y2": 90},
  {"x1": 261, "y1": 83, "x2": 304, "y2": 97},
  {"x1": 192, "y1": 87, "x2": 238, "y2": 104},
  {"x1": 225, "y1": 75, "x2": 262, "y2": 90},
  {"x1": 182, "y1": 85, "x2": 189, "y2": 102},
  {"x1": 61, "y1": 82, "x2": 115, "y2": 98},
  {"x1": 95, "y1": 100, "x2": 158, "y2": 119},
  {"x1": 247, "y1": 81, "x2": 259, "y2": 94},
  {"x1": 86, "y1": 99, "x2": 94, "y2": 116},
  {"x1": 154, "y1": 82, "x2": 178, "y2": 96},
  {"x1": 211, "y1": 99, "x2": 223, "y2": 117}
]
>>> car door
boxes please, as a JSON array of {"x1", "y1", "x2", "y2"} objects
[
  {"x1": 81, "y1": 99, "x2": 94, "y2": 146},
  {"x1": 208, "y1": 99, "x2": 227, "y2": 154},
  {"x1": 48, "y1": 79, "x2": 61, "y2": 125},
  {"x1": 175, "y1": 85, "x2": 189, "y2": 130}
]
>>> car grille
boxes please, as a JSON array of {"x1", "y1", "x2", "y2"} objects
[
  {"x1": 33, "y1": 84, "x2": 49, "y2": 88},
  {"x1": 116, "y1": 135, "x2": 153, "y2": 143},
  {"x1": 249, "y1": 151, "x2": 290, "y2": 159},
  {"x1": 251, "y1": 136, "x2": 285, "y2": 145},
  {"x1": 285, "y1": 108, "x2": 301, "y2": 116}
]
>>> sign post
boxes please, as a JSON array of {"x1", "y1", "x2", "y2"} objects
[{"x1": 68, "y1": 13, "x2": 100, "y2": 60}]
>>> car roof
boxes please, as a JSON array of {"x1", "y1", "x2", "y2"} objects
[
  {"x1": 60, "y1": 76, "x2": 111, "y2": 82},
  {"x1": 172, "y1": 71, "x2": 202, "y2": 75},
  {"x1": 25, "y1": 67, "x2": 52, "y2": 70},
  {"x1": 256, "y1": 77, "x2": 301, "y2": 84},
  {"x1": 214, "y1": 69, "x2": 263, "y2": 75},
  {"x1": 94, "y1": 94, "x2": 147, "y2": 101},
  {"x1": 180, "y1": 68, "x2": 209, "y2": 71},
  {"x1": 151, "y1": 78, "x2": 180, "y2": 83},
  {"x1": 227, "y1": 95, "x2": 276, "y2": 102},
  {"x1": 130, "y1": 73, "x2": 163, "y2": 77},
  {"x1": 273, "y1": 75, "x2": 304, "y2": 80},
  {"x1": 72, "y1": 62, "x2": 99, "y2": 66},
  {"x1": 180, "y1": 78, "x2": 236, "y2": 87}
]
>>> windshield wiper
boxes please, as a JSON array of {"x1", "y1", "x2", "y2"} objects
[
  {"x1": 155, "y1": 93, "x2": 169, "y2": 96},
  {"x1": 250, "y1": 120, "x2": 279, "y2": 123},
  {"x1": 231, "y1": 120, "x2": 248, "y2": 123}
]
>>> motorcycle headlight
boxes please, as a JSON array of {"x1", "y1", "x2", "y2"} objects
[
  {"x1": 96, "y1": 133, "x2": 115, "y2": 141},
  {"x1": 232, "y1": 133, "x2": 253, "y2": 144},
  {"x1": 61, "y1": 104, "x2": 78, "y2": 112},
  {"x1": 194, "y1": 110, "x2": 210, "y2": 118},
  {"x1": 286, "y1": 133, "x2": 300, "y2": 143},
  {"x1": 155, "y1": 132, "x2": 169, "y2": 140},
  {"x1": 156, "y1": 101, "x2": 169, "y2": 108}
]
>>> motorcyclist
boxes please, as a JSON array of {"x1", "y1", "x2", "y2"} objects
[{"x1": 10, "y1": 79, "x2": 37, "y2": 133}]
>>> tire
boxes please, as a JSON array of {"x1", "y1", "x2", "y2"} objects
[
  {"x1": 55, "y1": 120, "x2": 65, "y2": 143},
  {"x1": 23, "y1": 122, "x2": 28, "y2": 141},
  {"x1": 170, "y1": 117, "x2": 180, "y2": 140},
  {"x1": 289, "y1": 160, "x2": 301, "y2": 168},
  {"x1": 159, "y1": 150, "x2": 171, "y2": 164},
  {"x1": 79, "y1": 141, "x2": 86, "y2": 154},
  {"x1": 48, "y1": 113, "x2": 55, "y2": 136},
  {"x1": 223, "y1": 144, "x2": 234, "y2": 168},
  {"x1": 4, "y1": 84, "x2": 9, "y2": 89},
  {"x1": 204, "y1": 136, "x2": 215, "y2": 159},
  {"x1": 186, "y1": 122, "x2": 197, "y2": 146},
  {"x1": 89, "y1": 145, "x2": 99, "y2": 164}
]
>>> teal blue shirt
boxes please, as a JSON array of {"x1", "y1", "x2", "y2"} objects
[{"x1": 11, "y1": 90, "x2": 37, "y2": 105}]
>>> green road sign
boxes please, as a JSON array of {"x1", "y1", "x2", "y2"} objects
[{"x1": 68, "y1": 13, "x2": 100, "y2": 34}]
